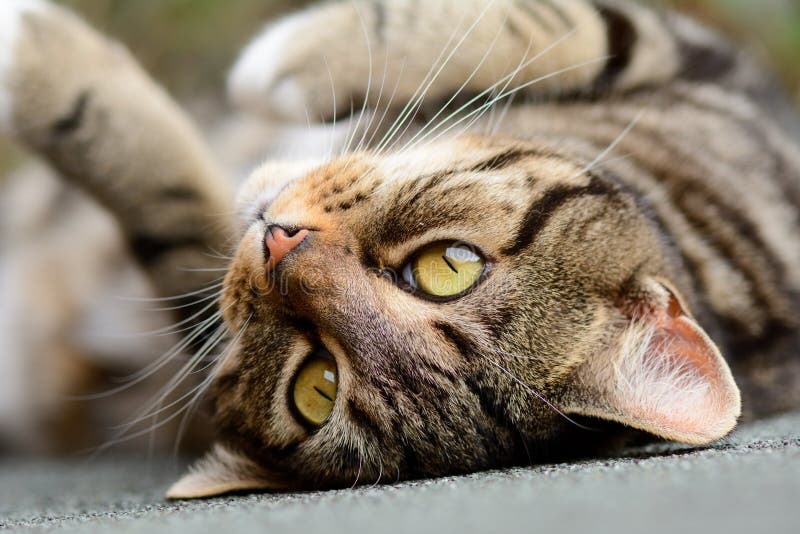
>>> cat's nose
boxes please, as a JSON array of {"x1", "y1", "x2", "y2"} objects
[{"x1": 264, "y1": 225, "x2": 309, "y2": 270}]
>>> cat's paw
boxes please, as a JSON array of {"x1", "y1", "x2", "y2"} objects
[
  {"x1": 227, "y1": 2, "x2": 374, "y2": 123},
  {"x1": 227, "y1": 0, "x2": 608, "y2": 126},
  {"x1": 0, "y1": 0, "x2": 49, "y2": 134},
  {"x1": 0, "y1": 0, "x2": 142, "y2": 143}
]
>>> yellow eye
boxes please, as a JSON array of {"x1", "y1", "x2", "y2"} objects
[
  {"x1": 402, "y1": 242, "x2": 485, "y2": 298},
  {"x1": 292, "y1": 355, "x2": 338, "y2": 426}
]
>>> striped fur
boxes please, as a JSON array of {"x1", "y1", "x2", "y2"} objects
[{"x1": 0, "y1": 0, "x2": 798, "y2": 494}]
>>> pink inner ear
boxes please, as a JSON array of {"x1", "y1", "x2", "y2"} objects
[
  {"x1": 617, "y1": 309, "x2": 741, "y2": 444},
  {"x1": 567, "y1": 280, "x2": 742, "y2": 446},
  {"x1": 653, "y1": 312, "x2": 717, "y2": 379}
]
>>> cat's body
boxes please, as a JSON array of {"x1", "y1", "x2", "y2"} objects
[{"x1": 0, "y1": 0, "x2": 798, "y2": 495}]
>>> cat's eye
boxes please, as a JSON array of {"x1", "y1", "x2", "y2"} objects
[
  {"x1": 292, "y1": 353, "x2": 338, "y2": 426},
  {"x1": 401, "y1": 241, "x2": 486, "y2": 298}
]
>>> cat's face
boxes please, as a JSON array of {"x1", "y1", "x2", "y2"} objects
[{"x1": 168, "y1": 136, "x2": 740, "y2": 498}]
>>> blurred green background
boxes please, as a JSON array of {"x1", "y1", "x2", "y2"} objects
[
  {"x1": 1, "y1": 0, "x2": 798, "y2": 171},
  {"x1": 53, "y1": 0, "x2": 800, "y2": 100}
]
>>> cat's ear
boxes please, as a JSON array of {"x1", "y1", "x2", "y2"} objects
[
  {"x1": 166, "y1": 443, "x2": 289, "y2": 499},
  {"x1": 564, "y1": 277, "x2": 741, "y2": 445}
]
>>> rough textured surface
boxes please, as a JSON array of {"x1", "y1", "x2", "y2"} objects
[{"x1": 1, "y1": 412, "x2": 798, "y2": 533}]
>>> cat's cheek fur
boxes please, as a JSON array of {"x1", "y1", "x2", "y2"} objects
[
  {"x1": 166, "y1": 443, "x2": 289, "y2": 499},
  {"x1": 563, "y1": 278, "x2": 742, "y2": 445}
]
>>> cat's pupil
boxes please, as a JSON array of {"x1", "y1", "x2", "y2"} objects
[
  {"x1": 292, "y1": 352, "x2": 338, "y2": 426},
  {"x1": 403, "y1": 242, "x2": 485, "y2": 298}
]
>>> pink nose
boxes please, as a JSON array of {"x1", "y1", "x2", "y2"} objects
[{"x1": 264, "y1": 226, "x2": 309, "y2": 270}]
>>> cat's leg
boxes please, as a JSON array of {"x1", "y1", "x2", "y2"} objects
[
  {"x1": 0, "y1": 0, "x2": 234, "y2": 310},
  {"x1": 228, "y1": 0, "x2": 691, "y2": 127}
]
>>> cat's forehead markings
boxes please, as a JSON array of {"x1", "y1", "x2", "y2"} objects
[
  {"x1": 374, "y1": 142, "x2": 591, "y2": 192},
  {"x1": 377, "y1": 143, "x2": 479, "y2": 185}
]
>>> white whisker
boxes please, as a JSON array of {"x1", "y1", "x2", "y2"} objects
[
  {"x1": 572, "y1": 109, "x2": 645, "y2": 179},
  {"x1": 373, "y1": 1, "x2": 497, "y2": 154},
  {"x1": 476, "y1": 350, "x2": 595, "y2": 431}
]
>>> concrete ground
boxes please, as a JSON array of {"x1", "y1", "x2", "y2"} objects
[{"x1": 1, "y1": 412, "x2": 798, "y2": 534}]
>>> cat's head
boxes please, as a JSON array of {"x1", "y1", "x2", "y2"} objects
[{"x1": 168, "y1": 136, "x2": 740, "y2": 498}]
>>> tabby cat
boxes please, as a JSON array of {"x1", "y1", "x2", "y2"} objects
[{"x1": 0, "y1": 0, "x2": 798, "y2": 498}]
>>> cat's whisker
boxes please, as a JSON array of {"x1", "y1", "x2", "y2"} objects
[
  {"x1": 115, "y1": 280, "x2": 225, "y2": 303},
  {"x1": 392, "y1": 26, "x2": 574, "y2": 156},
  {"x1": 100, "y1": 318, "x2": 233, "y2": 437},
  {"x1": 370, "y1": 456, "x2": 384, "y2": 488},
  {"x1": 371, "y1": 16, "x2": 467, "y2": 155},
  {"x1": 177, "y1": 267, "x2": 230, "y2": 273},
  {"x1": 350, "y1": 453, "x2": 364, "y2": 489},
  {"x1": 388, "y1": 7, "x2": 518, "y2": 155},
  {"x1": 65, "y1": 310, "x2": 224, "y2": 400},
  {"x1": 475, "y1": 350, "x2": 595, "y2": 431},
  {"x1": 107, "y1": 340, "x2": 225, "y2": 429},
  {"x1": 112, "y1": 324, "x2": 234, "y2": 429},
  {"x1": 322, "y1": 55, "x2": 339, "y2": 162},
  {"x1": 108, "y1": 312, "x2": 224, "y2": 382},
  {"x1": 487, "y1": 346, "x2": 558, "y2": 362},
  {"x1": 203, "y1": 249, "x2": 235, "y2": 261},
  {"x1": 119, "y1": 288, "x2": 222, "y2": 314},
  {"x1": 83, "y1": 322, "x2": 232, "y2": 457},
  {"x1": 412, "y1": 54, "x2": 610, "y2": 152},
  {"x1": 118, "y1": 296, "x2": 225, "y2": 338},
  {"x1": 361, "y1": 55, "x2": 406, "y2": 153},
  {"x1": 486, "y1": 76, "x2": 519, "y2": 136},
  {"x1": 572, "y1": 108, "x2": 646, "y2": 180},
  {"x1": 341, "y1": 1, "x2": 374, "y2": 159},
  {"x1": 108, "y1": 298, "x2": 228, "y2": 388},
  {"x1": 354, "y1": 48, "x2": 390, "y2": 155},
  {"x1": 373, "y1": 1, "x2": 496, "y2": 155}
]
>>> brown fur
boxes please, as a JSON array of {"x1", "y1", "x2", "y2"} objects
[{"x1": 0, "y1": 0, "x2": 797, "y2": 496}]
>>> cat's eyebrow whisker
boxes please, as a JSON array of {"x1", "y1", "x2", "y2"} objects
[
  {"x1": 407, "y1": 53, "x2": 610, "y2": 154},
  {"x1": 387, "y1": 6, "x2": 518, "y2": 156},
  {"x1": 353, "y1": 49, "x2": 390, "y2": 155},
  {"x1": 341, "y1": 0, "x2": 374, "y2": 160},
  {"x1": 373, "y1": 1, "x2": 496, "y2": 155},
  {"x1": 371, "y1": 10, "x2": 471, "y2": 155},
  {"x1": 475, "y1": 350, "x2": 595, "y2": 431},
  {"x1": 394, "y1": 26, "x2": 575, "y2": 156},
  {"x1": 361, "y1": 53, "x2": 406, "y2": 153},
  {"x1": 322, "y1": 55, "x2": 339, "y2": 162}
]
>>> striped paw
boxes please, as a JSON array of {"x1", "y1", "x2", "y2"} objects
[{"x1": 227, "y1": 0, "x2": 614, "y2": 126}]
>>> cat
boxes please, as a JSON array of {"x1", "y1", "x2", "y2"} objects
[{"x1": 0, "y1": 0, "x2": 799, "y2": 498}]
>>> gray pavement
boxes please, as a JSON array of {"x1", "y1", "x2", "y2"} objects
[{"x1": 1, "y1": 412, "x2": 799, "y2": 533}]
